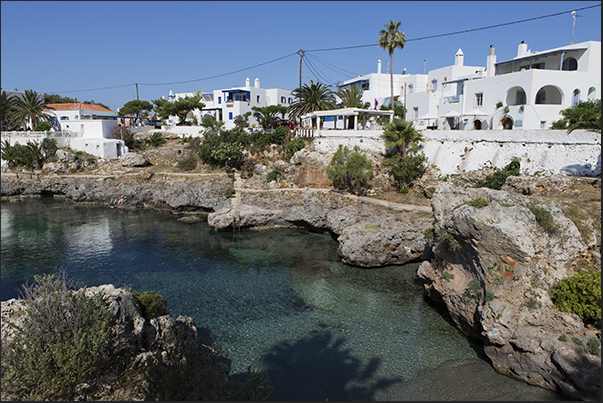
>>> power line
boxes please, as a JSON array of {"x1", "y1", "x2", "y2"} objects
[
  {"x1": 139, "y1": 51, "x2": 299, "y2": 86},
  {"x1": 305, "y1": 3, "x2": 601, "y2": 53}
]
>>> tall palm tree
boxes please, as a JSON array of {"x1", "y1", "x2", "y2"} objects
[
  {"x1": 337, "y1": 86, "x2": 365, "y2": 109},
  {"x1": 381, "y1": 118, "x2": 423, "y2": 158},
  {"x1": 287, "y1": 80, "x2": 336, "y2": 128},
  {"x1": 377, "y1": 20, "x2": 406, "y2": 120},
  {"x1": 14, "y1": 90, "x2": 54, "y2": 130}
]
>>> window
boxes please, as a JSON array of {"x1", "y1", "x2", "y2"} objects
[
  {"x1": 229, "y1": 112, "x2": 233, "y2": 120},
  {"x1": 218, "y1": 97, "x2": 222, "y2": 104},
  {"x1": 516, "y1": 90, "x2": 526, "y2": 105},
  {"x1": 540, "y1": 121, "x2": 546, "y2": 129},
  {"x1": 475, "y1": 92, "x2": 483, "y2": 107},
  {"x1": 408, "y1": 84, "x2": 413, "y2": 94},
  {"x1": 288, "y1": 97, "x2": 292, "y2": 103},
  {"x1": 60, "y1": 116, "x2": 68, "y2": 120},
  {"x1": 413, "y1": 107, "x2": 418, "y2": 120},
  {"x1": 431, "y1": 80, "x2": 437, "y2": 91},
  {"x1": 257, "y1": 95, "x2": 260, "y2": 103},
  {"x1": 281, "y1": 96, "x2": 286, "y2": 104}
]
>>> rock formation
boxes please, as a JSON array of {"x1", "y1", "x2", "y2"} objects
[{"x1": 417, "y1": 182, "x2": 601, "y2": 400}]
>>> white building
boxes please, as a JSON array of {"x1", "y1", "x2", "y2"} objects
[
  {"x1": 168, "y1": 78, "x2": 294, "y2": 130},
  {"x1": 338, "y1": 59, "x2": 429, "y2": 110},
  {"x1": 45, "y1": 103, "x2": 126, "y2": 159},
  {"x1": 405, "y1": 40, "x2": 601, "y2": 131}
]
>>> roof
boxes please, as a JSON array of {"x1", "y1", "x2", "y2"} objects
[{"x1": 46, "y1": 103, "x2": 115, "y2": 113}]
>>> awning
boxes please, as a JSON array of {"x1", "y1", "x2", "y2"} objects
[
  {"x1": 441, "y1": 110, "x2": 461, "y2": 118},
  {"x1": 417, "y1": 113, "x2": 438, "y2": 120},
  {"x1": 463, "y1": 109, "x2": 489, "y2": 116}
]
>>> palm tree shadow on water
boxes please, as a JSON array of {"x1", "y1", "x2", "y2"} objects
[{"x1": 253, "y1": 329, "x2": 403, "y2": 401}]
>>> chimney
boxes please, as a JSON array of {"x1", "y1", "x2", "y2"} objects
[
  {"x1": 486, "y1": 45, "x2": 496, "y2": 77},
  {"x1": 254, "y1": 78, "x2": 260, "y2": 88},
  {"x1": 378, "y1": 59, "x2": 382, "y2": 74},
  {"x1": 245, "y1": 77, "x2": 251, "y2": 87},
  {"x1": 517, "y1": 41, "x2": 528, "y2": 57},
  {"x1": 455, "y1": 48, "x2": 464, "y2": 66}
]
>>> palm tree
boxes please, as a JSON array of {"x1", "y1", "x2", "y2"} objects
[
  {"x1": 337, "y1": 86, "x2": 365, "y2": 109},
  {"x1": 377, "y1": 20, "x2": 406, "y2": 120},
  {"x1": 14, "y1": 90, "x2": 54, "y2": 130},
  {"x1": 1, "y1": 90, "x2": 19, "y2": 131},
  {"x1": 381, "y1": 118, "x2": 423, "y2": 158},
  {"x1": 287, "y1": 80, "x2": 336, "y2": 128}
]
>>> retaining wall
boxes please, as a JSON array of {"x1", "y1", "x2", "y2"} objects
[{"x1": 312, "y1": 129, "x2": 601, "y2": 177}]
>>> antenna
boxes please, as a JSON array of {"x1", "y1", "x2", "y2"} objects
[{"x1": 571, "y1": 10, "x2": 583, "y2": 45}]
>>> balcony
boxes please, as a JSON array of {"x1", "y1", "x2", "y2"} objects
[{"x1": 444, "y1": 95, "x2": 460, "y2": 104}]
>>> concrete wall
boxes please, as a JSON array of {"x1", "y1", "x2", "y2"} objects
[{"x1": 311, "y1": 129, "x2": 601, "y2": 177}]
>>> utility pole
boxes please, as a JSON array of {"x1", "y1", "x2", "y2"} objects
[
  {"x1": 298, "y1": 49, "x2": 303, "y2": 89},
  {"x1": 136, "y1": 83, "x2": 139, "y2": 100}
]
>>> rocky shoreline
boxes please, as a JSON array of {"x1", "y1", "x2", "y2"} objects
[{"x1": 1, "y1": 171, "x2": 601, "y2": 400}]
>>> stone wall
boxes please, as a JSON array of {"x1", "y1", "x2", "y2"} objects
[{"x1": 311, "y1": 129, "x2": 601, "y2": 177}]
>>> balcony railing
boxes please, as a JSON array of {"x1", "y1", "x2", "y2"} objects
[{"x1": 444, "y1": 95, "x2": 460, "y2": 104}]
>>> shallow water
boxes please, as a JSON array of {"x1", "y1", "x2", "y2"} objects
[{"x1": 0, "y1": 197, "x2": 563, "y2": 400}]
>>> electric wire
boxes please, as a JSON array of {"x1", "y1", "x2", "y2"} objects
[{"x1": 304, "y1": 3, "x2": 601, "y2": 53}]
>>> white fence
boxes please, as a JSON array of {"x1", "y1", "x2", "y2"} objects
[{"x1": 1, "y1": 131, "x2": 82, "y2": 148}]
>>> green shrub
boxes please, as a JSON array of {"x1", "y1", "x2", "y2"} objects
[
  {"x1": 442, "y1": 271, "x2": 454, "y2": 282},
  {"x1": 177, "y1": 153, "x2": 198, "y2": 171},
  {"x1": 131, "y1": 290, "x2": 169, "y2": 318},
  {"x1": 558, "y1": 334, "x2": 568, "y2": 342},
  {"x1": 383, "y1": 151, "x2": 427, "y2": 191},
  {"x1": 474, "y1": 158, "x2": 521, "y2": 190},
  {"x1": 529, "y1": 205, "x2": 558, "y2": 232},
  {"x1": 284, "y1": 137, "x2": 308, "y2": 159},
  {"x1": 551, "y1": 268, "x2": 601, "y2": 323},
  {"x1": 473, "y1": 220, "x2": 484, "y2": 230},
  {"x1": 465, "y1": 198, "x2": 490, "y2": 209},
  {"x1": 267, "y1": 167, "x2": 284, "y2": 183},
  {"x1": 185, "y1": 136, "x2": 201, "y2": 149},
  {"x1": 148, "y1": 132, "x2": 167, "y2": 148},
  {"x1": 466, "y1": 278, "x2": 481, "y2": 297},
  {"x1": 1, "y1": 273, "x2": 111, "y2": 401},
  {"x1": 485, "y1": 291, "x2": 495, "y2": 302},
  {"x1": 587, "y1": 338, "x2": 601, "y2": 356},
  {"x1": 225, "y1": 186, "x2": 236, "y2": 198},
  {"x1": 435, "y1": 223, "x2": 460, "y2": 252},
  {"x1": 572, "y1": 337, "x2": 585, "y2": 347},
  {"x1": 523, "y1": 298, "x2": 538, "y2": 309},
  {"x1": 198, "y1": 131, "x2": 245, "y2": 169},
  {"x1": 34, "y1": 121, "x2": 52, "y2": 131},
  {"x1": 325, "y1": 145, "x2": 373, "y2": 194}
]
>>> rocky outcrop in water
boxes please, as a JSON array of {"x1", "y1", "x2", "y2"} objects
[
  {"x1": 1, "y1": 174, "x2": 231, "y2": 211},
  {"x1": 207, "y1": 189, "x2": 432, "y2": 267},
  {"x1": 417, "y1": 182, "x2": 601, "y2": 400}
]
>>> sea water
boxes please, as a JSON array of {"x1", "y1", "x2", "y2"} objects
[{"x1": 0, "y1": 197, "x2": 563, "y2": 400}]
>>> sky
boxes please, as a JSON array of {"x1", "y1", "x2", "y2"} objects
[{"x1": 1, "y1": 1, "x2": 601, "y2": 111}]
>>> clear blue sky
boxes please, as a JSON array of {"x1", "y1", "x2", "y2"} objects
[{"x1": 2, "y1": 1, "x2": 601, "y2": 111}]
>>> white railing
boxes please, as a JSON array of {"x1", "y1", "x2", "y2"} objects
[{"x1": 1, "y1": 131, "x2": 82, "y2": 139}]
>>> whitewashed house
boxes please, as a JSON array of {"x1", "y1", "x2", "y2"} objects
[
  {"x1": 45, "y1": 103, "x2": 126, "y2": 159},
  {"x1": 168, "y1": 78, "x2": 294, "y2": 131},
  {"x1": 338, "y1": 59, "x2": 429, "y2": 110},
  {"x1": 405, "y1": 40, "x2": 601, "y2": 131}
]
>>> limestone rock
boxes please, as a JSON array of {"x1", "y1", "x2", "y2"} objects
[
  {"x1": 418, "y1": 182, "x2": 601, "y2": 400},
  {"x1": 121, "y1": 152, "x2": 151, "y2": 167}
]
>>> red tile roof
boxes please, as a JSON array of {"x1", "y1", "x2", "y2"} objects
[{"x1": 46, "y1": 103, "x2": 115, "y2": 113}]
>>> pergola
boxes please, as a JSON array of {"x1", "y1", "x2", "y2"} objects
[{"x1": 301, "y1": 107, "x2": 394, "y2": 130}]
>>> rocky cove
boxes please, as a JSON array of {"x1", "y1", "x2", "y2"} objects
[{"x1": 1, "y1": 147, "x2": 601, "y2": 400}]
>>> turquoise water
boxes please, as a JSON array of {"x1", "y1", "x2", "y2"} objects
[{"x1": 0, "y1": 197, "x2": 562, "y2": 401}]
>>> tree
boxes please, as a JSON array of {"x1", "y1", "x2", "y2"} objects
[
  {"x1": 287, "y1": 80, "x2": 336, "y2": 128},
  {"x1": 377, "y1": 20, "x2": 406, "y2": 118},
  {"x1": 551, "y1": 99, "x2": 601, "y2": 134},
  {"x1": 43, "y1": 93, "x2": 79, "y2": 104},
  {"x1": 118, "y1": 100, "x2": 154, "y2": 124},
  {"x1": 201, "y1": 114, "x2": 225, "y2": 133},
  {"x1": 234, "y1": 112, "x2": 251, "y2": 131},
  {"x1": 381, "y1": 118, "x2": 423, "y2": 158},
  {"x1": 252, "y1": 105, "x2": 287, "y2": 130},
  {"x1": 14, "y1": 90, "x2": 54, "y2": 130},
  {"x1": 337, "y1": 86, "x2": 365, "y2": 108},
  {"x1": 152, "y1": 93, "x2": 205, "y2": 125},
  {"x1": 325, "y1": 145, "x2": 373, "y2": 194},
  {"x1": 1, "y1": 90, "x2": 20, "y2": 131}
]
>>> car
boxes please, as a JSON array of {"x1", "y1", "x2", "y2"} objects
[{"x1": 147, "y1": 119, "x2": 163, "y2": 129}]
